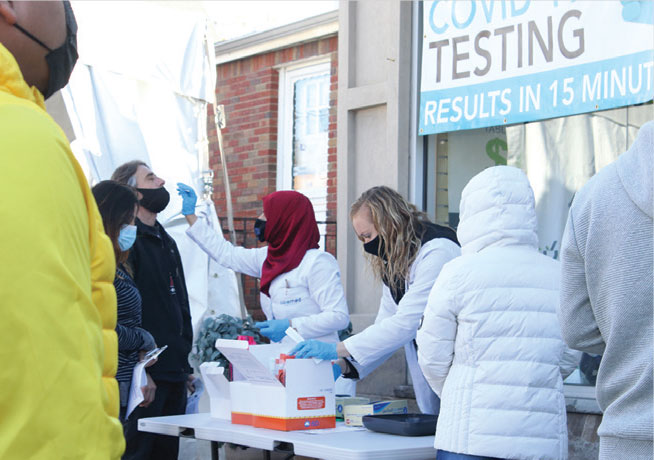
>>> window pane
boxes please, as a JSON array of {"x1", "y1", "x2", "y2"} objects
[{"x1": 291, "y1": 72, "x2": 330, "y2": 246}]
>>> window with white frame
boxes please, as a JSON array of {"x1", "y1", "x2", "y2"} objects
[
  {"x1": 421, "y1": 104, "x2": 652, "y2": 414},
  {"x1": 277, "y1": 60, "x2": 331, "y2": 247}
]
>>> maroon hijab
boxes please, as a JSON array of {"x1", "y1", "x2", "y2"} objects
[{"x1": 259, "y1": 191, "x2": 320, "y2": 296}]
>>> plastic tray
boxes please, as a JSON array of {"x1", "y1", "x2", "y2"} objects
[{"x1": 362, "y1": 413, "x2": 437, "y2": 437}]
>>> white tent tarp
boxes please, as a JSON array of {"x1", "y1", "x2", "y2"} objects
[{"x1": 61, "y1": 1, "x2": 241, "y2": 336}]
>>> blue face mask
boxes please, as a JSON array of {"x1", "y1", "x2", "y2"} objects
[{"x1": 118, "y1": 224, "x2": 137, "y2": 251}]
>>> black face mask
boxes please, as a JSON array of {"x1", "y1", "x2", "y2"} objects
[
  {"x1": 254, "y1": 219, "x2": 266, "y2": 243},
  {"x1": 137, "y1": 187, "x2": 170, "y2": 214},
  {"x1": 13, "y1": 1, "x2": 78, "y2": 99},
  {"x1": 363, "y1": 235, "x2": 383, "y2": 258}
]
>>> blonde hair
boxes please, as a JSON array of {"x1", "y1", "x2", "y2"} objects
[{"x1": 350, "y1": 186, "x2": 428, "y2": 295}]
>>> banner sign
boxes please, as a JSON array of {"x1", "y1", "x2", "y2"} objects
[{"x1": 419, "y1": 0, "x2": 654, "y2": 135}]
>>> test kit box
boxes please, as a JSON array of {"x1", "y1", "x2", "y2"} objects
[
  {"x1": 199, "y1": 362, "x2": 231, "y2": 420},
  {"x1": 335, "y1": 396, "x2": 370, "y2": 420},
  {"x1": 215, "y1": 339, "x2": 336, "y2": 431},
  {"x1": 343, "y1": 399, "x2": 408, "y2": 426}
]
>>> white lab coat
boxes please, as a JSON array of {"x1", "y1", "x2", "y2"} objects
[
  {"x1": 343, "y1": 237, "x2": 461, "y2": 414},
  {"x1": 186, "y1": 219, "x2": 349, "y2": 342}
]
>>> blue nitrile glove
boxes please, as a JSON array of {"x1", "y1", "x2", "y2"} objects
[
  {"x1": 289, "y1": 340, "x2": 338, "y2": 360},
  {"x1": 255, "y1": 319, "x2": 290, "y2": 343},
  {"x1": 332, "y1": 363, "x2": 342, "y2": 381},
  {"x1": 176, "y1": 183, "x2": 197, "y2": 216}
]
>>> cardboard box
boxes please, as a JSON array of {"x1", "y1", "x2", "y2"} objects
[
  {"x1": 215, "y1": 339, "x2": 336, "y2": 431},
  {"x1": 229, "y1": 380, "x2": 253, "y2": 425},
  {"x1": 343, "y1": 400, "x2": 409, "y2": 426},
  {"x1": 199, "y1": 362, "x2": 231, "y2": 420},
  {"x1": 335, "y1": 396, "x2": 370, "y2": 420}
]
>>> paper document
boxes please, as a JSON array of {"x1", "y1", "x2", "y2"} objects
[
  {"x1": 126, "y1": 361, "x2": 148, "y2": 419},
  {"x1": 126, "y1": 350, "x2": 165, "y2": 419},
  {"x1": 215, "y1": 339, "x2": 283, "y2": 386}
]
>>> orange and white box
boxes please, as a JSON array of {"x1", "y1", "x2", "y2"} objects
[
  {"x1": 215, "y1": 339, "x2": 336, "y2": 431},
  {"x1": 229, "y1": 380, "x2": 253, "y2": 425}
]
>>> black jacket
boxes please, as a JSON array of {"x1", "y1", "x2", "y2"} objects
[{"x1": 128, "y1": 218, "x2": 193, "y2": 382}]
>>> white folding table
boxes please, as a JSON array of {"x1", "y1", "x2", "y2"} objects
[{"x1": 138, "y1": 413, "x2": 437, "y2": 460}]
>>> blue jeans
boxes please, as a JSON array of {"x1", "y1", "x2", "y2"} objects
[{"x1": 437, "y1": 450, "x2": 506, "y2": 460}]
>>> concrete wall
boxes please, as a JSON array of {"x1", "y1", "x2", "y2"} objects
[{"x1": 336, "y1": 0, "x2": 414, "y2": 327}]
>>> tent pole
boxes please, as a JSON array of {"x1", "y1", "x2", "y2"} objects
[{"x1": 214, "y1": 104, "x2": 249, "y2": 320}]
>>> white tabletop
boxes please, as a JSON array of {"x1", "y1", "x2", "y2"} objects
[{"x1": 138, "y1": 413, "x2": 437, "y2": 460}]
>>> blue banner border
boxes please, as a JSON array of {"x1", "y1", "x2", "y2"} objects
[{"x1": 419, "y1": 50, "x2": 654, "y2": 135}]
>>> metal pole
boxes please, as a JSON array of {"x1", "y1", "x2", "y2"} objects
[
  {"x1": 214, "y1": 104, "x2": 249, "y2": 320},
  {"x1": 626, "y1": 106, "x2": 630, "y2": 149},
  {"x1": 203, "y1": 22, "x2": 248, "y2": 320}
]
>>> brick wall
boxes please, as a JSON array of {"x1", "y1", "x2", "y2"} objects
[{"x1": 207, "y1": 35, "x2": 338, "y2": 314}]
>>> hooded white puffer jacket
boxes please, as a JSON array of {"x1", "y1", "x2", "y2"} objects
[{"x1": 416, "y1": 166, "x2": 579, "y2": 460}]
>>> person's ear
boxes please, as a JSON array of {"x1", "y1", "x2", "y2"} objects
[{"x1": 0, "y1": 2, "x2": 18, "y2": 26}]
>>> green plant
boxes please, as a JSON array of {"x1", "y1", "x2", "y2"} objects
[{"x1": 191, "y1": 314, "x2": 265, "y2": 375}]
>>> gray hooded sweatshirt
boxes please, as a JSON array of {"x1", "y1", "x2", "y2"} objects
[{"x1": 559, "y1": 121, "x2": 653, "y2": 460}]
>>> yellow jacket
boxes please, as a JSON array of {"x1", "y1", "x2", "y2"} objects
[{"x1": 0, "y1": 44, "x2": 124, "y2": 459}]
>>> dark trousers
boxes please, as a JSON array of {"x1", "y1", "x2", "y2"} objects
[{"x1": 123, "y1": 379, "x2": 187, "y2": 460}]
